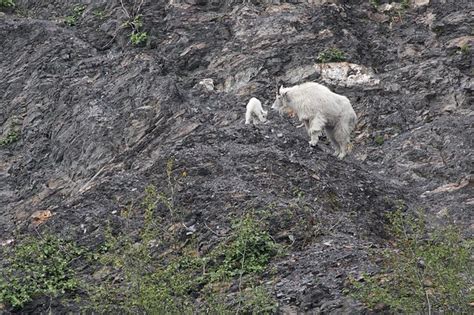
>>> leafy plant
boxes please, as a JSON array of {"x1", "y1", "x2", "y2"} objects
[
  {"x1": 130, "y1": 31, "x2": 148, "y2": 46},
  {"x1": 350, "y1": 210, "x2": 473, "y2": 313},
  {"x1": 213, "y1": 213, "x2": 279, "y2": 280},
  {"x1": 64, "y1": 16, "x2": 77, "y2": 26},
  {"x1": 124, "y1": 15, "x2": 148, "y2": 46},
  {"x1": 0, "y1": 0, "x2": 14, "y2": 8},
  {"x1": 93, "y1": 9, "x2": 105, "y2": 20},
  {"x1": 65, "y1": 4, "x2": 85, "y2": 26},
  {"x1": 0, "y1": 235, "x2": 83, "y2": 309},
  {"x1": 0, "y1": 130, "x2": 19, "y2": 147},
  {"x1": 316, "y1": 48, "x2": 346, "y2": 63},
  {"x1": 238, "y1": 285, "x2": 278, "y2": 314}
]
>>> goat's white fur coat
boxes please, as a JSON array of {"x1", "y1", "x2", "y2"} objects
[
  {"x1": 245, "y1": 97, "x2": 268, "y2": 125},
  {"x1": 272, "y1": 82, "x2": 357, "y2": 159}
]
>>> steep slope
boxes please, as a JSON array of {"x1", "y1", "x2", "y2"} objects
[{"x1": 0, "y1": 0, "x2": 472, "y2": 313}]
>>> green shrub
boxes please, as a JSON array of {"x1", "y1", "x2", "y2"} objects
[
  {"x1": 0, "y1": 235, "x2": 83, "y2": 309},
  {"x1": 93, "y1": 9, "x2": 105, "y2": 20},
  {"x1": 65, "y1": 4, "x2": 85, "y2": 26},
  {"x1": 316, "y1": 48, "x2": 346, "y2": 63},
  {"x1": 0, "y1": 0, "x2": 14, "y2": 8},
  {"x1": 213, "y1": 213, "x2": 279, "y2": 279},
  {"x1": 0, "y1": 130, "x2": 19, "y2": 147},
  {"x1": 350, "y1": 210, "x2": 473, "y2": 313},
  {"x1": 130, "y1": 31, "x2": 148, "y2": 46},
  {"x1": 124, "y1": 16, "x2": 148, "y2": 46},
  {"x1": 64, "y1": 15, "x2": 77, "y2": 26}
]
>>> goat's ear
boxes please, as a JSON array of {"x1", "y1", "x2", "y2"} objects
[{"x1": 279, "y1": 85, "x2": 287, "y2": 97}]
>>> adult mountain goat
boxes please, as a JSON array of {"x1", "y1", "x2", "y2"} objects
[{"x1": 272, "y1": 82, "x2": 357, "y2": 159}]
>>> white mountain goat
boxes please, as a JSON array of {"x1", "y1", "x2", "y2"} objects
[
  {"x1": 272, "y1": 82, "x2": 357, "y2": 159},
  {"x1": 245, "y1": 97, "x2": 268, "y2": 125}
]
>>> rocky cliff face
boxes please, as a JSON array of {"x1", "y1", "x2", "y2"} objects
[{"x1": 0, "y1": 0, "x2": 472, "y2": 313}]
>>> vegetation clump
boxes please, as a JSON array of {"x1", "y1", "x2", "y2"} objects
[
  {"x1": 65, "y1": 4, "x2": 85, "y2": 26},
  {"x1": 350, "y1": 209, "x2": 473, "y2": 313},
  {"x1": 0, "y1": 235, "x2": 83, "y2": 309},
  {"x1": 0, "y1": 0, "x2": 14, "y2": 8},
  {"x1": 0, "y1": 130, "x2": 20, "y2": 147},
  {"x1": 124, "y1": 15, "x2": 148, "y2": 46},
  {"x1": 316, "y1": 48, "x2": 346, "y2": 63},
  {"x1": 85, "y1": 182, "x2": 279, "y2": 313},
  {"x1": 0, "y1": 162, "x2": 279, "y2": 314}
]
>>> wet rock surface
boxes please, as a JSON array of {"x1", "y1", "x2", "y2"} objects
[{"x1": 1, "y1": 0, "x2": 472, "y2": 313}]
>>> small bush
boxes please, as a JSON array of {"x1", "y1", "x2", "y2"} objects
[
  {"x1": 213, "y1": 213, "x2": 279, "y2": 279},
  {"x1": 316, "y1": 48, "x2": 346, "y2": 63},
  {"x1": 92, "y1": 9, "x2": 105, "y2": 20},
  {"x1": 64, "y1": 15, "x2": 77, "y2": 26},
  {"x1": 130, "y1": 31, "x2": 148, "y2": 46},
  {"x1": 0, "y1": 235, "x2": 83, "y2": 309},
  {"x1": 0, "y1": 0, "x2": 14, "y2": 8},
  {"x1": 65, "y1": 4, "x2": 85, "y2": 26},
  {"x1": 124, "y1": 16, "x2": 148, "y2": 46},
  {"x1": 0, "y1": 130, "x2": 19, "y2": 147},
  {"x1": 350, "y1": 210, "x2": 473, "y2": 313}
]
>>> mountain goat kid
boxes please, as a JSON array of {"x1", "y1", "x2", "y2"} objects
[
  {"x1": 272, "y1": 82, "x2": 357, "y2": 159},
  {"x1": 245, "y1": 97, "x2": 268, "y2": 125}
]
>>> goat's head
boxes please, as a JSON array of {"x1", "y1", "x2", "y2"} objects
[{"x1": 272, "y1": 85, "x2": 289, "y2": 114}]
